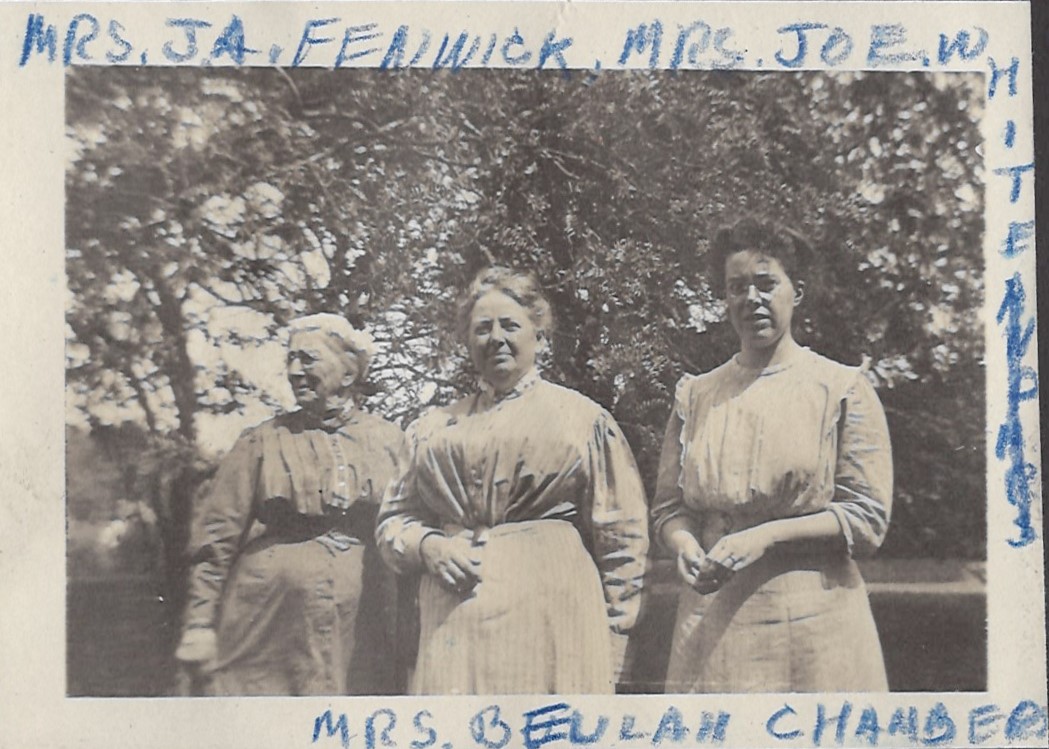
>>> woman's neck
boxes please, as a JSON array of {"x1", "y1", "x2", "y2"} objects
[
  {"x1": 481, "y1": 367, "x2": 539, "y2": 400},
  {"x1": 737, "y1": 335, "x2": 801, "y2": 370},
  {"x1": 489, "y1": 374, "x2": 522, "y2": 396},
  {"x1": 302, "y1": 393, "x2": 355, "y2": 424}
]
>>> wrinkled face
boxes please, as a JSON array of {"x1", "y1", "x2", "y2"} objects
[
  {"x1": 286, "y1": 329, "x2": 358, "y2": 411},
  {"x1": 724, "y1": 250, "x2": 800, "y2": 352},
  {"x1": 468, "y1": 290, "x2": 540, "y2": 392}
]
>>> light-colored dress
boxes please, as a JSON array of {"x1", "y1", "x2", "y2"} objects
[
  {"x1": 376, "y1": 371, "x2": 649, "y2": 695},
  {"x1": 184, "y1": 408, "x2": 405, "y2": 696},
  {"x1": 652, "y1": 347, "x2": 892, "y2": 693}
]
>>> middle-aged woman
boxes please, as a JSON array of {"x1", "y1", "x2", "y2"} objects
[
  {"x1": 652, "y1": 218, "x2": 893, "y2": 693},
  {"x1": 174, "y1": 314, "x2": 406, "y2": 696},
  {"x1": 376, "y1": 266, "x2": 649, "y2": 694}
]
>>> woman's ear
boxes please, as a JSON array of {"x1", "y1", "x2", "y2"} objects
[
  {"x1": 536, "y1": 329, "x2": 552, "y2": 359},
  {"x1": 538, "y1": 332, "x2": 548, "y2": 352},
  {"x1": 793, "y1": 280, "x2": 805, "y2": 306}
]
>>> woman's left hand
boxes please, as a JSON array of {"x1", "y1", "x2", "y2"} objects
[{"x1": 706, "y1": 525, "x2": 775, "y2": 572}]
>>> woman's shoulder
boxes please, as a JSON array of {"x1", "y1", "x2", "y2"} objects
[
  {"x1": 233, "y1": 415, "x2": 282, "y2": 442},
  {"x1": 351, "y1": 409, "x2": 405, "y2": 439},
  {"x1": 537, "y1": 378, "x2": 601, "y2": 405},
  {"x1": 210, "y1": 416, "x2": 283, "y2": 461},
  {"x1": 407, "y1": 395, "x2": 476, "y2": 437},
  {"x1": 673, "y1": 359, "x2": 738, "y2": 401},
  {"x1": 798, "y1": 349, "x2": 868, "y2": 393},
  {"x1": 408, "y1": 379, "x2": 616, "y2": 436},
  {"x1": 533, "y1": 381, "x2": 638, "y2": 444},
  {"x1": 246, "y1": 410, "x2": 403, "y2": 439},
  {"x1": 686, "y1": 358, "x2": 738, "y2": 383}
]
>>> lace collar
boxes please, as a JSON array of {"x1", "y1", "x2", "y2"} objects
[
  {"x1": 290, "y1": 401, "x2": 361, "y2": 433},
  {"x1": 476, "y1": 368, "x2": 541, "y2": 410},
  {"x1": 732, "y1": 345, "x2": 808, "y2": 377}
]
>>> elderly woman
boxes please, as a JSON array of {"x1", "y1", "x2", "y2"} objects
[
  {"x1": 653, "y1": 218, "x2": 892, "y2": 693},
  {"x1": 174, "y1": 314, "x2": 405, "y2": 696},
  {"x1": 376, "y1": 267, "x2": 649, "y2": 694}
]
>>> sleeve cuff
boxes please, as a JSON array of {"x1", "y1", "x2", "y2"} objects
[
  {"x1": 381, "y1": 521, "x2": 442, "y2": 571},
  {"x1": 652, "y1": 508, "x2": 693, "y2": 554},
  {"x1": 827, "y1": 504, "x2": 856, "y2": 557}
]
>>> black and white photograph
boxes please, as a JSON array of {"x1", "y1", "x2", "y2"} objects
[
  {"x1": 1, "y1": 2, "x2": 1045, "y2": 748},
  {"x1": 63, "y1": 66, "x2": 988, "y2": 698}
]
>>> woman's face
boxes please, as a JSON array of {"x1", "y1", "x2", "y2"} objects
[
  {"x1": 724, "y1": 250, "x2": 801, "y2": 353},
  {"x1": 286, "y1": 329, "x2": 359, "y2": 412},
  {"x1": 468, "y1": 290, "x2": 540, "y2": 392}
]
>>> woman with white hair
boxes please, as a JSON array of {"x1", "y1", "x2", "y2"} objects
[{"x1": 175, "y1": 314, "x2": 406, "y2": 695}]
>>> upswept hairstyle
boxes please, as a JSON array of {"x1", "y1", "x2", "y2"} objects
[
  {"x1": 707, "y1": 217, "x2": 811, "y2": 296},
  {"x1": 287, "y1": 313, "x2": 377, "y2": 380},
  {"x1": 456, "y1": 266, "x2": 553, "y2": 342}
]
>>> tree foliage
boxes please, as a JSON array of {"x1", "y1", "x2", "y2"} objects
[{"x1": 66, "y1": 68, "x2": 985, "y2": 560}]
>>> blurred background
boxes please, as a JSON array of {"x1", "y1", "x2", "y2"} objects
[{"x1": 65, "y1": 68, "x2": 986, "y2": 695}]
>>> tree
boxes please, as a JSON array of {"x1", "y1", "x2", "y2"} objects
[{"x1": 66, "y1": 67, "x2": 985, "y2": 563}]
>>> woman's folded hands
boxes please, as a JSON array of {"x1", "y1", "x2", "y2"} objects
[
  {"x1": 421, "y1": 532, "x2": 483, "y2": 594},
  {"x1": 669, "y1": 528, "x2": 735, "y2": 594}
]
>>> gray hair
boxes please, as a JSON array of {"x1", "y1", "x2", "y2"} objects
[
  {"x1": 456, "y1": 266, "x2": 553, "y2": 342},
  {"x1": 287, "y1": 313, "x2": 377, "y2": 380}
]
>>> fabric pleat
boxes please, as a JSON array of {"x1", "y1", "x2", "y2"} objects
[
  {"x1": 651, "y1": 348, "x2": 893, "y2": 693},
  {"x1": 411, "y1": 521, "x2": 615, "y2": 695},
  {"x1": 184, "y1": 409, "x2": 407, "y2": 695}
]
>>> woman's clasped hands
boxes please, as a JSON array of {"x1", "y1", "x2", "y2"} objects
[
  {"x1": 668, "y1": 528, "x2": 729, "y2": 594},
  {"x1": 670, "y1": 525, "x2": 774, "y2": 593},
  {"x1": 706, "y1": 525, "x2": 774, "y2": 574},
  {"x1": 421, "y1": 530, "x2": 485, "y2": 595}
]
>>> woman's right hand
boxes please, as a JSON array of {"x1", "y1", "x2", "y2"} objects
[
  {"x1": 669, "y1": 529, "x2": 728, "y2": 594},
  {"x1": 421, "y1": 533, "x2": 483, "y2": 593},
  {"x1": 175, "y1": 627, "x2": 218, "y2": 670},
  {"x1": 669, "y1": 528, "x2": 705, "y2": 586}
]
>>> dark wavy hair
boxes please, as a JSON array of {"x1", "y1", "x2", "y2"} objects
[
  {"x1": 456, "y1": 266, "x2": 553, "y2": 343},
  {"x1": 707, "y1": 217, "x2": 811, "y2": 295}
]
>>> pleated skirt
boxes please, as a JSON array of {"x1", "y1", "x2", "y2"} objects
[
  {"x1": 411, "y1": 519, "x2": 615, "y2": 695},
  {"x1": 665, "y1": 549, "x2": 888, "y2": 693},
  {"x1": 210, "y1": 532, "x2": 397, "y2": 696}
]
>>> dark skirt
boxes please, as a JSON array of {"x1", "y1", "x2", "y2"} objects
[{"x1": 209, "y1": 530, "x2": 397, "y2": 696}]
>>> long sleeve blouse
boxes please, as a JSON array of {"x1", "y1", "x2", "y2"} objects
[
  {"x1": 651, "y1": 348, "x2": 892, "y2": 558},
  {"x1": 184, "y1": 409, "x2": 406, "y2": 630},
  {"x1": 376, "y1": 374, "x2": 649, "y2": 633}
]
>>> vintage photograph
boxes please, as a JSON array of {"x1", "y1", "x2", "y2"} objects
[{"x1": 64, "y1": 67, "x2": 986, "y2": 697}]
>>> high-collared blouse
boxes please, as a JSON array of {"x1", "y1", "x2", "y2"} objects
[
  {"x1": 651, "y1": 347, "x2": 892, "y2": 557},
  {"x1": 184, "y1": 408, "x2": 406, "y2": 630},
  {"x1": 376, "y1": 371, "x2": 650, "y2": 633}
]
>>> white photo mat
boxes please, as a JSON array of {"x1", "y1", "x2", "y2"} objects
[{"x1": 0, "y1": 2, "x2": 1042, "y2": 747}]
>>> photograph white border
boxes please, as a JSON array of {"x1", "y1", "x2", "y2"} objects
[{"x1": 0, "y1": 2, "x2": 1042, "y2": 747}]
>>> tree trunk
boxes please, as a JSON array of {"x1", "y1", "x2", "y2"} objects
[{"x1": 141, "y1": 262, "x2": 198, "y2": 443}]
